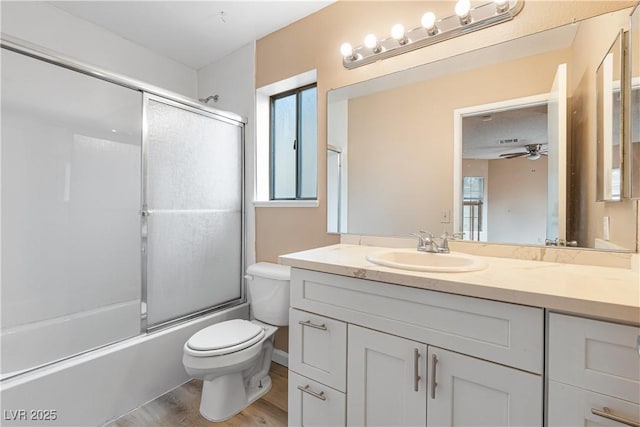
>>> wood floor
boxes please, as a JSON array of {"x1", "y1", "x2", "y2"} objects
[{"x1": 110, "y1": 363, "x2": 288, "y2": 427}]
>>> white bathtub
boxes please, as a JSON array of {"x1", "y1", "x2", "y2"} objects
[
  {"x1": 0, "y1": 303, "x2": 249, "y2": 426},
  {"x1": 1, "y1": 300, "x2": 142, "y2": 379}
]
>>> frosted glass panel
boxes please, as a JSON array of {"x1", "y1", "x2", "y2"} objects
[
  {"x1": 1, "y1": 49, "x2": 142, "y2": 376},
  {"x1": 146, "y1": 100, "x2": 242, "y2": 210},
  {"x1": 146, "y1": 212, "x2": 242, "y2": 326},
  {"x1": 145, "y1": 97, "x2": 243, "y2": 327}
]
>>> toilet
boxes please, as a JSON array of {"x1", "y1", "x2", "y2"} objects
[{"x1": 182, "y1": 262, "x2": 291, "y2": 422}]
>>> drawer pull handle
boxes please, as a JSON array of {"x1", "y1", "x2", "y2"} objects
[
  {"x1": 298, "y1": 320, "x2": 327, "y2": 331},
  {"x1": 413, "y1": 348, "x2": 421, "y2": 392},
  {"x1": 591, "y1": 407, "x2": 640, "y2": 427},
  {"x1": 430, "y1": 353, "x2": 438, "y2": 399},
  {"x1": 297, "y1": 385, "x2": 327, "y2": 401}
]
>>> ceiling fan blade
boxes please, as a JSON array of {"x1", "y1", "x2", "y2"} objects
[{"x1": 500, "y1": 152, "x2": 527, "y2": 158}]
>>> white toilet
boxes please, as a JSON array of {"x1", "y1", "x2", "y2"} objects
[{"x1": 182, "y1": 262, "x2": 291, "y2": 422}]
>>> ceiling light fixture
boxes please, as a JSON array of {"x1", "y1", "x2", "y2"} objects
[{"x1": 340, "y1": 0, "x2": 524, "y2": 69}]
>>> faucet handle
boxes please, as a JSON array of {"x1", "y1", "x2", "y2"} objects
[{"x1": 410, "y1": 232, "x2": 426, "y2": 246}]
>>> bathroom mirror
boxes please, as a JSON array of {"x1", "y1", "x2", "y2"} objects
[
  {"x1": 327, "y1": 7, "x2": 638, "y2": 251},
  {"x1": 629, "y1": 6, "x2": 640, "y2": 199},
  {"x1": 596, "y1": 31, "x2": 624, "y2": 202}
]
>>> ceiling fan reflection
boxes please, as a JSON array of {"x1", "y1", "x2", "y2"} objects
[{"x1": 499, "y1": 143, "x2": 548, "y2": 160}]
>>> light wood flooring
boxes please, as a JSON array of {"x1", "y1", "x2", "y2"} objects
[{"x1": 110, "y1": 362, "x2": 288, "y2": 427}]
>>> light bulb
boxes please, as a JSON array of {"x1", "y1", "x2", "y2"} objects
[
  {"x1": 495, "y1": 0, "x2": 508, "y2": 12},
  {"x1": 364, "y1": 34, "x2": 378, "y2": 49},
  {"x1": 340, "y1": 42, "x2": 354, "y2": 58},
  {"x1": 528, "y1": 153, "x2": 541, "y2": 161},
  {"x1": 391, "y1": 24, "x2": 408, "y2": 45},
  {"x1": 364, "y1": 33, "x2": 381, "y2": 53},
  {"x1": 455, "y1": 0, "x2": 471, "y2": 24},
  {"x1": 421, "y1": 12, "x2": 437, "y2": 35}
]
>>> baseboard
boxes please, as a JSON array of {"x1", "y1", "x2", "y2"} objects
[{"x1": 271, "y1": 348, "x2": 288, "y2": 367}]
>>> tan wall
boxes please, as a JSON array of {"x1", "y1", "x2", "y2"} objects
[
  {"x1": 569, "y1": 8, "x2": 638, "y2": 249},
  {"x1": 346, "y1": 49, "x2": 569, "y2": 236},
  {"x1": 255, "y1": 0, "x2": 636, "y2": 262},
  {"x1": 255, "y1": 0, "x2": 638, "y2": 353},
  {"x1": 487, "y1": 157, "x2": 548, "y2": 245}
]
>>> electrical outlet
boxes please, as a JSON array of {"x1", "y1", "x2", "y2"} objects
[{"x1": 441, "y1": 210, "x2": 451, "y2": 223}]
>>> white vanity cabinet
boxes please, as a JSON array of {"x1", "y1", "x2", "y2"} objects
[
  {"x1": 288, "y1": 268, "x2": 545, "y2": 427},
  {"x1": 347, "y1": 325, "x2": 427, "y2": 426},
  {"x1": 547, "y1": 313, "x2": 640, "y2": 427},
  {"x1": 427, "y1": 347, "x2": 542, "y2": 426}
]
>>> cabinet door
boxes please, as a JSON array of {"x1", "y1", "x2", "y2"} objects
[
  {"x1": 548, "y1": 380, "x2": 640, "y2": 427},
  {"x1": 289, "y1": 371, "x2": 346, "y2": 427},
  {"x1": 427, "y1": 347, "x2": 542, "y2": 427},
  {"x1": 347, "y1": 325, "x2": 427, "y2": 426},
  {"x1": 290, "y1": 308, "x2": 347, "y2": 391}
]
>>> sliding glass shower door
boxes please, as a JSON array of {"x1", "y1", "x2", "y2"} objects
[
  {"x1": 1, "y1": 49, "x2": 142, "y2": 377},
  {"x1": 143, "y1": 96, "x2": 243, "y2": 328},
  {"x1": 2, "y1": 43, "x2": 245, "y2": 378}
]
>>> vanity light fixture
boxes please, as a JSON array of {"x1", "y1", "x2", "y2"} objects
[{"x1": 340, "y1": 0, "x2": 524, "y2": 69}]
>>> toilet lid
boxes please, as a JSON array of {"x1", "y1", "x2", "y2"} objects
[{"x1": 187, "y1": 319, "x2": 264, "y2": 352}]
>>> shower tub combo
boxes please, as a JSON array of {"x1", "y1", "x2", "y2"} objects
[{"x1": 1, "y1": 36, "x2": 247, "y2": 426}]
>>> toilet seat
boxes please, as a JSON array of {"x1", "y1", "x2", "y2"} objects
[{"x1": 186, "y1": 319, "x2": 265, "y2": 357}]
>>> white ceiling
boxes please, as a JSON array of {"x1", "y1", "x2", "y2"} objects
[
  {"x1": 463, "y1": 104, "x2": 548, "y2": 160},
  {"x1": 49, "y1": 1, "x2": 334, "y2": 70}
]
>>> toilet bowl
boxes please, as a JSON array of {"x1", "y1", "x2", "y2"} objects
[{"x1": 182, "y1": 262, "x2": 290, "y2": 422}]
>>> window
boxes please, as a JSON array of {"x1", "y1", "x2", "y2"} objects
[
  {"x1": 462, "y1": 176, "x2": 484, "y2": 241},
  {"x1": 270, "y1": 84, "x2": 317, "y2": 200}
]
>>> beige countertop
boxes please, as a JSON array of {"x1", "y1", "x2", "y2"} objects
[{"x1": 279, "y1": 244, "x2": 640, "y2": 325}]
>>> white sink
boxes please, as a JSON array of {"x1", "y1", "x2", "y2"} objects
[{"x1": 366, "y1": 249, "x2": 488, "y2": 273}]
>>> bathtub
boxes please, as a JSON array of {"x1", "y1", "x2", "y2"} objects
[{"x1": 0, "y1": 303, "x2": 249, "y2": 426}]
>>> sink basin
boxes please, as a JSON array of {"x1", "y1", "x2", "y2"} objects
[{"x1": 366, "y1": 249, "x2": 487, "y2": 273}]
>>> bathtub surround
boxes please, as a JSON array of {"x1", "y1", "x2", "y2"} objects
[{"x1": 1, "y1": 306, "x2": 248, "y2": 427}]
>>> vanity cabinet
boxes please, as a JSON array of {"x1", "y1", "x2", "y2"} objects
[
  {"x1": 427, "y1": 347, "x2": 542, "y2": 427},
  {"x1": 347, "y1": 325, "x2": 427, "y2": 426},
  {"x1": 547, "y1": 313, "x2": 640, "y2": 427},
  {"x1": 288, "y1": 268, "x2": 545, "y2": 427}
]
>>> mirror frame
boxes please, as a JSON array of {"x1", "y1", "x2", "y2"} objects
[
  {"x1": 628, "y1": 5, "x2": 640, "y2": 199},
  {"x1": 596, "y1": 30, "x2": 625, "y2": 202}
]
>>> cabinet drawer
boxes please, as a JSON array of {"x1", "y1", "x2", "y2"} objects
[
  {"x1": 291, "y1": 268, "x2": 543, "y2": 374},
  {"x1": 288, "y1": 371, "x2": 346, "y2": 427},
  {"x1": 549, "y1": 313, "x2": 640, "y2": 403},
  {"x1": 548, "y1": 380, "x2": 640, "y2": 427},
  {"x1": 289, "y1": 308, "x2": 347, "y2": 391}
]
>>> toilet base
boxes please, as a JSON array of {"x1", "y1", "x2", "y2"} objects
[{"x1": 199, "y1": 373, "x2": 272, "y2": 422}]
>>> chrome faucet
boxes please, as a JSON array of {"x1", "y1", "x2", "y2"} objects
[{"x1": 412, "y1": 231, "x2": 452, "y2": 254}]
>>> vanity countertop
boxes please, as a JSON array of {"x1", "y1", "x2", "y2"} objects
[{"x1": 279, "y1": 244, "x2": 640, "y2": 325}]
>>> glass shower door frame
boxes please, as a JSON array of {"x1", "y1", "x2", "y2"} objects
[{"x1": 140, "y1": 93, "x2": 246, "y2": 332}]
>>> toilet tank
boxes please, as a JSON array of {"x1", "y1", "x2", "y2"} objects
[{"x1": 246, "y1": 262, "x2": 291, "y2": 326}]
